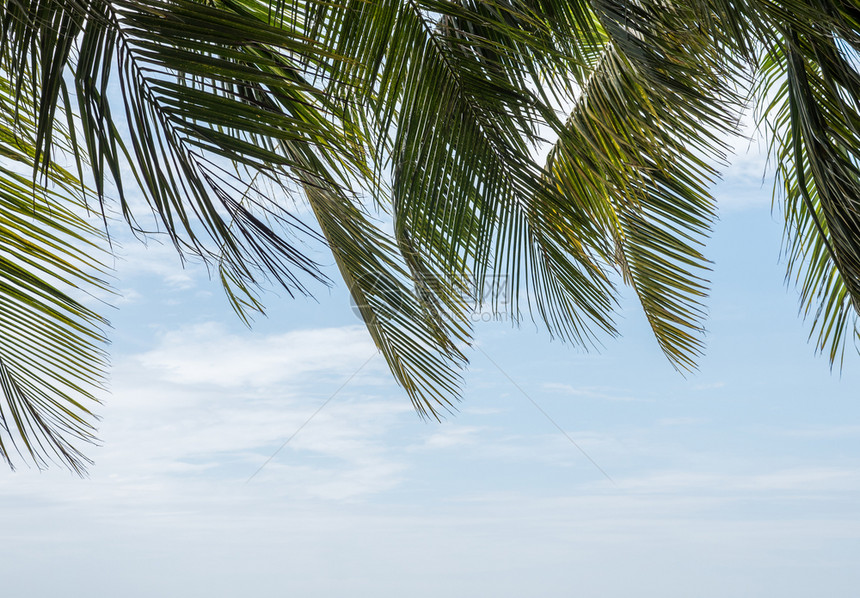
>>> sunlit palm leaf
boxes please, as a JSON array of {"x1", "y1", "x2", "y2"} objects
[
  {"x1": 0, "y1": 78, "x2": 109, "y2": 472},
  {"x1": 325, "y1": 0, "x2": 621, "y2": 349},
  {"x1": 546, "y1": 0, "x2": 743, "y2": 369}
]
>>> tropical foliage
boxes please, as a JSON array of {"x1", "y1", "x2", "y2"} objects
[{"x1": 0, "y1": 0, "x2": 858, "y2": 471}]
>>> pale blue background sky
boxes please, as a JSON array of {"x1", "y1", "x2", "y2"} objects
[{"x1": 1, "y1": 132, "x2": 859, "y2": 597}]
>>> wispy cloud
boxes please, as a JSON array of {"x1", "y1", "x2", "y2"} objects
[
  {"x1": 66, "y1": 322, "x2": 412, "y2": 501},
  {"x1": 136, "y1": 322, "x2": 377, "y2": 387},
  {"x1": 413, "y1": 425, "x2": 484, "y2": 450},
  {"x1": 776, "y1": 425, "x2": 860, "y2": 439},
  {"x1": 112, "y1": 238, "x2": 200, "y2": 290},
  {"x1": 657, "y1": 417, "x2": 707, "y2": 426},
  {"x1": 542, "y1": 382, "x2": 642, "y2": 402},
  {"x1": 617, "y1": 466, "x2": 860, "y2": 496}
]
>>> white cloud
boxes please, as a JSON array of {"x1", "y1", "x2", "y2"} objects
[
  {"x1": 657, "y1": 417, "x2": 707, "y2": 426},
  {"x1": 135, "y1": 322, "x2": 377, "y2": 387},
  {"x1": 112, "y1": 237, "x2": 200, "y2": 290},
  {"x1": 617, "y1": 466, "x2": 860, "y2": 495},
  {"x1": 543, "y1": 382, "x2": 642, "y2": 402},
  {"x1": 713, "y1": 117, "x2": 775, "y2": 213},
  {"x1": 0, "y1": 322, "x2": 411, "y2": 505},
  {"x1": 691, "y1": 381, "x2": 726, "y2": 391},
  {"x1": 415, "y1": 425, "x2": 484, "y2": 450},
  {"x1": 777, "y1": 425, "x2": 860, "y2": 438}
]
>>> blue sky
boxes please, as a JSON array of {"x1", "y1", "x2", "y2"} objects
[{"x1": 1, "y1": 131, "x2": 859, "y2": 597}]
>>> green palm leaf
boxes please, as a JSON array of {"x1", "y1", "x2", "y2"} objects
[
  {"x1": 0, "y1": 77, "x2": 109, "y2": 472},
  {"x1": 545, "y1": 0, "x2": 744, "y2": 369},
  {"x1": 754, "y1": 3, "x2": 860, "y2": 365}
]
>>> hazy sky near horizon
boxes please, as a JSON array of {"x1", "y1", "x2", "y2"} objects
[{"x1": 1, "y1": 130, "x2": 859, "y2": 597}]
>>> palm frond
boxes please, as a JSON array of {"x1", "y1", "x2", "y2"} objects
[
  {"x1": 305, "y1": 182, "x2": 469, "y2": 418},
  {"x1": 0, "y1": 76, "x2": 109, "y2": 472},
  {"x1": 341, "y1": 0, "x2": 618, "y2": 344},
  {"x1": 754, "y1": 2, "x2": 860, "y2": 365},
  {"x1": 546, "y1": 0, "x2": 745, "y2": 369}
]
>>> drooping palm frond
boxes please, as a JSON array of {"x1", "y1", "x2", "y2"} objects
[
  {"x1": 319, "y1": 0, "x2": 621, "y2": 351},
  {"x1": 752, "y1": 1, "x2": 860, "y2": 365},
  {"x1": 544, "y1": 0, "x2": 745, "y2": 369},
  {"x1": 3, "y1": 0, "x2": 364, "y2": 297},
  {"x1": 305, "y1": 182, "x2": 469, "y2": 419},
  {"x1": 1, "y1": 0, "x2": 487, "y2": 419},
  {"x1": 0, "y1": 76, "x2": 109, "y2": 473}
]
